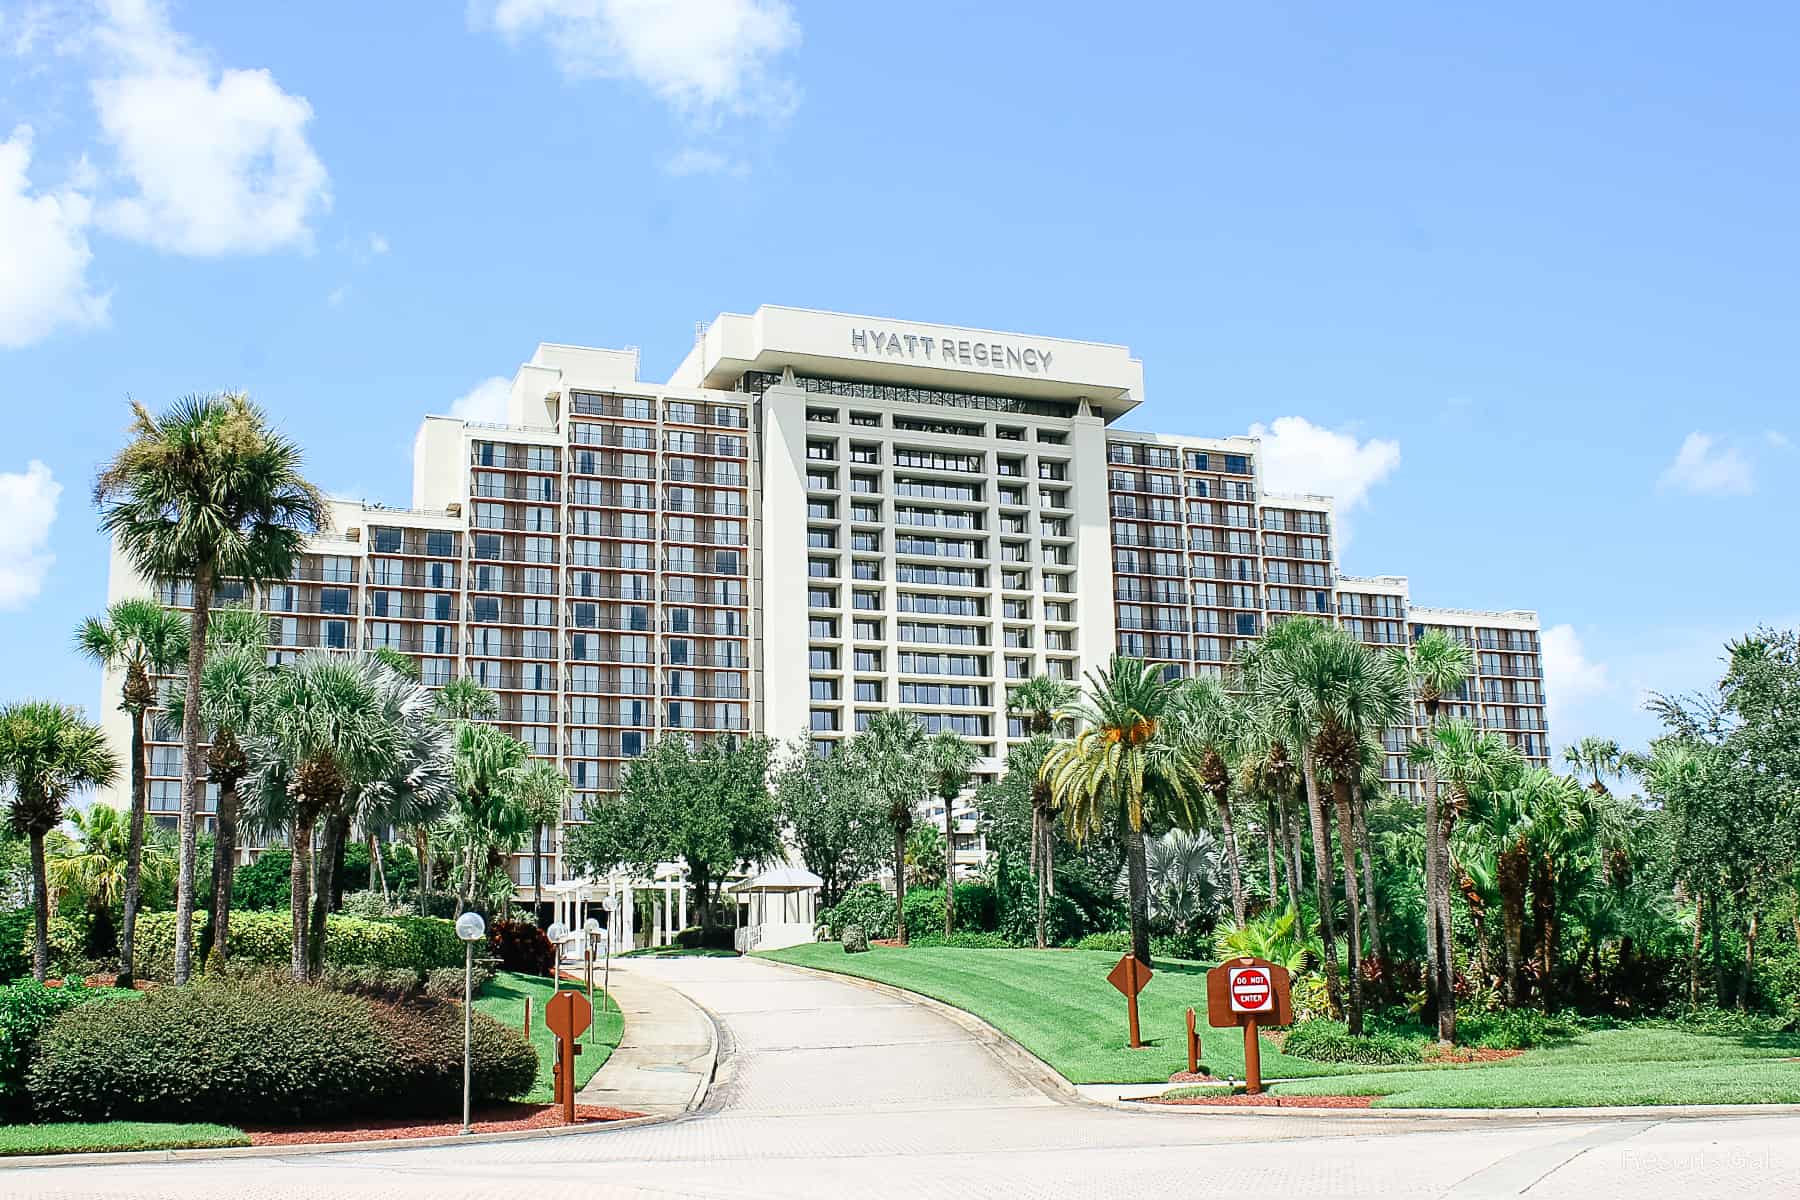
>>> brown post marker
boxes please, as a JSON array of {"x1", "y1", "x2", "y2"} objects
[
  {"x1": 524, "y1": 996, "x2": 532, "y2": 1038},
  {"x1": 1243, "y1": 1019, "x2": 1263, "y2": 1094},
  {"x1": 1186, "y1": 1007, "x2": 1199, "y2": 1075},
  {"x1": 544, "y1": 989, "x2": 594, "y2": 1125},
  {"x1": 1106, "y1": 954, "x2": 1154, "y2": 1049}
]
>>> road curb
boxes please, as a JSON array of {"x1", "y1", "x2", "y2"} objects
[{"x1": 755, "y1": 957, "x2": 1800, "y2": 1124}]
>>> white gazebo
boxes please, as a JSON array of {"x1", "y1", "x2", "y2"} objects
[
  {"x1": 730, "y1": 867, "x2": 824, "y2": 953},
  {"x1": 543, "y1": 875, "x2": 638, "y2": 960}
]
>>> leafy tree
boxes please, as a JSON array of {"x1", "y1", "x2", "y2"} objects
[
  {"x1": 772, "y1": 735, "x2": 886, "y2": 908},
  {"x1": 924, "y1": 729, "x2": 978, "y2": 935},
  {"x1": 1177, "y1": 676, "x2": 1249, "y2": 925},
  {"x1": 905, "y1": 824, "x2": 947, "y2": 889},
  {"x1": 567, "y1": 736, "x2": 779, "y2": 929},
  {"x1": 1563, "y1": 736, "x2": 1623, "y2": 793},
  {"x1": 434, "y1": 677, "x2": 499, "y2": 721},
  {"x1": 851, "y1": 711, "x2": 928, "y2": 944},
  {"x1": 1133, "y1": 827, "x2": 1223, "y2": 935},
  {"x1": 72, "y1": 597, "x2": 187, "y2": 986},
  {"x1": 48, "y1": 803, "x2": 176, "y2": 920},
  {"x1": 447, "y1": 723, "x2": 531, "y2": 915},
  {"x1": 95, "y1": 393, "x2": 325, "y2": 984},
  {"x1": 512, "y1": 760, "x2": 570, "y2": 918},
  {"x1": 1043, "y1": 657, "x2": 1206, "y2": 967},
  {"x1": 0, "y1": 703, "x2": 119, "y2": 981}
]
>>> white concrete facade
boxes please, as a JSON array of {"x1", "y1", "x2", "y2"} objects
[{"x1": 97, "y1": 304, "x2": 1547, "y2": 891}]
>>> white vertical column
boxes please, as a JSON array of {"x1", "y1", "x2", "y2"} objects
[
  {"x1": 756, "y1": 382, "x2": 812, "y2": 741},
  {"x1": 1069, "y1": 404, "x2": 1117, "y2": 674}
]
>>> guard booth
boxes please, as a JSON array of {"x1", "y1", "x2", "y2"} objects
[{"x1": 730, "y1": 867, "x2": 823, "y2": 953}]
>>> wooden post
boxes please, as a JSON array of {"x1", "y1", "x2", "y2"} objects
[
  {"x1": 559, "y1": 1033, "x2": 580, "y2": 1123},
  {"x1": 1186, "y1": 1007, "x2": 1199, "y2": 1075},
  {"x1": 1127, "y1": 987, "x2": 1142, "y2": 1049},
  {"x1": 524, "y1": 996, "x2": 532, "y2": 1038},
  {"x1": 1243, "y1": 1018, "x2": 1263, "y2": 1095}
]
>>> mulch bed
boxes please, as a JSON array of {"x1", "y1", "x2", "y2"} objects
[
  {"x1": 1167, "y1": 1070, "x2": 1221, "y2": 1084},
  {"x1": 245, "y1": 1104, "x2": 643, "y2": 1145},
  {"x1": 1149, "y1": 1093, "x2": 1376, "y2": 1109},
  {"x1": 1423, "y1": 1046, "x2": 1524, "y2": 1064}
]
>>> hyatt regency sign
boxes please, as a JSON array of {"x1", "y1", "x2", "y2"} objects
[{"x1": 849, "y1": 327, "x2": 1054, "y2": 374}]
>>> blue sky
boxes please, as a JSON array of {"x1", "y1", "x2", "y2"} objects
[{"x1": 3, "y1": 1, "x2": 1795, "y2": 754}]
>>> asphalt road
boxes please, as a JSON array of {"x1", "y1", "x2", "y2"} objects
[{"x1": 9, "y1": 955, "x2": 1798, "y2": 1198}]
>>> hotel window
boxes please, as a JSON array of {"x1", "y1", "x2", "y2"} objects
[
  {"x1": 806, "y1": 408, "x2": 837, "y2": 423},
  {"x1": 1038, "y1": 461, "x2": 1067, "y2": 481},
  {"x1": 849, "y1": 412, "x2": 880, "y2": 427},
  {"x1": 851, "y1": 474, "x2": 878, "y2": 494},
  {"x1": 806, "y1": 469, "x2": 836, "y2": 490},
  {"x1": 808, "y1": 587, "x2": 836, "y2": 609},
  {"x1": 806, "y1": 441, "x2": 835, "y2": 461},
  {"x1": 1040, "y1": 488, "x2": 1068, "y2": 509},
  {"x1": 850, "y1": 444, "x2": 879, "y2": 464},
  {"x1": 421, "y1": 658, "x2": 452, "y2": 686},
  {"x1": 810, "y1": 648, "x2": 838, "y2": 670},
  {"x1": 851, "y1": 502, "x2": 880, "y2": 522},
  {"x1": 853, "y1": 590, "x2": 880, "y2": 611},
  {"x1": 810, "y1": 679, "x2": 839, "y2": 701},
  {"x1": 851, "y1": 531, "x2": 880, "y2": 552},
  {"x1": 808, "y1": 528, "x2": 837, "y2": 549},
  {"x1": 808, "y1": 558, "x2": 836, "y2": 579},
  {"x1": 1045, "y1": 602, "x2": 1072, "y2": 622},
  {"x1": 854, "y1": 649, "x2": 882, "y2": 671},
  {"x1": 808, "y1": 499, "x2": 836, "y2": 520},
  {"x1": 854, "y1": 680, "x2": 883, "y2": 702},
  {"x1": 853, "y1": 619, "x2": 883, "y2": 641},
  {"x1": 810, "y1": 617, "x2": 838, "y2": 639},
  {"x1": 852, "y1": 560, "x2": 882, "y2": 580},
  {"x1": 810, "y1": 710, "x2": 840, "y2": 732}
]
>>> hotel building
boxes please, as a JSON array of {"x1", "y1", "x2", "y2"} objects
[{"x1": 98, "y1": 306, "x2": 1549, "y2": 890}]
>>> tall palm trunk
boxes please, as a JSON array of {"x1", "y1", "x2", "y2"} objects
[
  {"x1": 1532, "y1": 854, "x2": 1558, "y2": 1010},
  {"x1": 290, "y1": 814, "x2": 314, "y2": 982},
  {"x1": 1331, "y1": 778, "x2": 1366, "y2": 1034},
  {"x1": 1282, "y1": 785, "x2": 1305, "y2": 930},
  {"x1": 531, "y1": 823, "x2": 545, "y2": 923},
  {"x1": 893, "y1": 827, "x2": 908, "y2": 945},
  {"x1": 943, "y1": 796, "x2": 956, "y2": 936},
  {"x1": 1264, "y1": 801, "x2": 1281, "y2": 910},
  {"x1": 1124, "y1": 817, "x2": 1151, "y2": 968},
  {"x1": 173, "y1": 567, "x2": 214, "y2": 986},
  {"x1": 117, "y1": 694, "x2": 151, "y2": 987},
  {"x1": 1687, "y1": 890, "x2": 1704, "y2": 1007},
  {"x1": 1499, "y1": 844, "x2": 1529, "y2": 1006},
  {"x1": 1433, "y1": 789, "x2": 1461, "y2": 1041},
  {"x1": 1215, "y1": 787, "x2": 1246, "y2": 926},
  {"x1": 371, "y1": 835, "x2": 388, "y2": 904},
  {"x1": 208, "y1": 774, "x2": 240, "y2": 966},
  {"x1": 1354, "y1": 792, "x2": 1382, "y2": 964},
  {"x1": 415, "y1": 827, "x2": 431, "y2": 914},
  {"x1": 1032, "y1": 802, "x2": 1050, "y2": 949},
  {"x1": 1299, "y1": 755, "x2": 1341, "y2": 1014},
  {"x1": 28, "y1": 829, "x2": 50, "y2": 983},
  {"x1": 309, "y1": 811, "x2": 349, "y2": 975},
  {"x1": 1738, "y1": 912, "x2": 1758, "y2": 1011}
]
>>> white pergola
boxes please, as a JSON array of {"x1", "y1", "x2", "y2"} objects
[
  {"x1": 543, "y1": 863, "x2": 700, "y2": 953},
  {"x1": 729, "y1": 866, "x2": 824, "y2": 953}
]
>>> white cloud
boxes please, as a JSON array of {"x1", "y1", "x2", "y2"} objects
[
  {"x1": 1245, "y1": 416, "x2": 1401, "y2": 546},
  {"x1": 0, "y1": 124, "x2": 108, "y2": 348},
  {"x1": 88, "y1": 0, "x2": 330, "y2": 255},
  {"x1": 367, "y1": 232, "x2": 388, "y2": 256},
  {"x1": 0, "y1": 460, "x2": 61, "y2": 608},
  {"x1": 326, "y1": 283, "x2": 349, "y2": 307},
  {"x1": 1656, "y1": 431, "x2": 1752, "y2": 497},
  {"x1": 449, "y1": 376, "x2": 512, "y2": 423},
  {"x1": 483, "y1": 0, "x2": 801, "y2": 123},
  {"x1": 1540, "y1": 623, "x2": 1612, "y2": 737},
  {"x1": 1766, "y1": 430, "x2": 1791, "y2": 451},
  {"x1": 663, "y1": 147, "x2": 748, "y2": 177}
]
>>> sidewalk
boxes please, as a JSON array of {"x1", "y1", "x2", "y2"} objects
[{"x1": 574, "y1": 961, "x2": 718, "y2": 1117}]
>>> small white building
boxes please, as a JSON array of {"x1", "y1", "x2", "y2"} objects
[{"x1": 731, "y1": 867, "x2": 824, "y2": 953}]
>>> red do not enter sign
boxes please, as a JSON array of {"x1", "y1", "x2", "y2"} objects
[{"x1": 1228, "y1": 965, "x2": 1273, "y2": 1013}]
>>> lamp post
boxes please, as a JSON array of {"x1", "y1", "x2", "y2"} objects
[
  {"x1": 454, "y1": 911, "x2": 487, "y2": 1135},
  {"x1": 601, "y1": 894, "x2": 617, "y2": 1015},
  {"x1": 582, "y1": 917, "x2": 600, "y2": 1010},
  {"x1": 546, "y1": 920, "x2": 568, "y2": 991}
]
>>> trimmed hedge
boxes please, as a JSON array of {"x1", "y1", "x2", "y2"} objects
[
  {"x1": 0, "y1": 910, "x2": 27, "y2": 983},
  {"x1": 0, "y1": 981, "x2": 120, "y2": 1119},
  {"x1": 817, "y1": 882, "x2": 895, "y2": 941},
  {"x1": 673, "y1": 925, "x2": 735, "y2": 951},
  {"x1": 1282, "y1": 1018, "x2": 1424, "y2": 1066},
  {"x1": 26, "y1": 979, "x2": 537, "y2": 1124},
  {"x1": 489, "y1": 920, "x2": 554, "y2": 976},
  {"x1": 135, "y1": 911, "x2": 463, "y2": 980}
]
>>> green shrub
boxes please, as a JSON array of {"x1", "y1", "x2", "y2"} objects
[
  {"x1": 901, "y1": 883, "x2": 999, "y2": 938},
  {"x1": 135, "y1": 911, "x2": 462, "y2": 980},
  {"x1": 489, "y1": 920, "x2": 553, "y2": 975},
  {"x1": 818, "y1": 881, "x2": 895, "y2": 941},
  {"x1": 905, "y1": 931, "x2": 1015, "y2": 949},
  {"x1": 231, "y1": 850, "x2": 293, "y2": 910},
  {"x1": 1068, "y1": 929, "x2": 1211, "y2": 961},
  {"x1": 0, "y1": 911, "x2": 27, "y2": 983},
  {"x1": 1074, "y1": 931, "x2": 1131, "y2": 953},
  {"x1": 0, "y1": 981, "x2": 123, "y2": 1119},
  {"x1": 13, "y1": 912, "x2": 93, "y2": 979},
  {"x1": 673, "y1": 925, "x2": 735, "y2": 951},
  {"x1": 1457, "y1": 1009, "x2": 1583, "y2": 1050},
  {"x1": 26, "y1": 979, "x2": 537, "y2": 1124},
  {"x1": 1282, "y1": 1017, "x2": 1423, "y2": 1066},
  {"x1": 424, "y1": 965, "x2": 493, "y2": 1001},
  {"x1": 1656, "y1": 1007, "x2": 1798, "y2": 1038},
  {"x1": 340, "y1": 890, "x2": 414, "y2": 919}
]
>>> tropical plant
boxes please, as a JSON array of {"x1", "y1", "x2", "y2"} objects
[
  {"x1": 447, "y1": 723, "x2": 530, "y2": 915},
  {"x1": 1214, "y1": 907, "x2": 1320, "y2": 977},
  {"x1": 72, "y1": 597, "x2": 187, "y2": 986},
  {"x1": 94, "y1": 392, "x2": 326, "y2": 984},
  {"x1": 347, "y1": 662, "x2": 455, "y2": 926},
  {"x1": 1129, "y1": 827, "x2": 1223, "y2": 934},
  {"x1": 512, "y1": 760, "x2": 570, "y2": 918},
  {"x1": 1043, "y1": 657, "x2": 1206, "y2": 967},
  {"x1": 1400, "y1": 627, "x2": 1475, "y2": 1041},
  {"x1": 434, "y1": 677, "x2": 499, "y2": 721},
  {"x1": 1005, "y1": 674, "x2": 1076, "y2": 949},
  {"x1": 1563, "y1": 736, "x2": 1623, "y2": 794},
  {"x1": 924, "y1": 729, "x2": 979, "y2": 934},
  {"x1": 1176, "y1": 676, "x2": 1249, "y2": 924},
  {"x1": 47, "y1": 803, "x2": 176, "y2": 923},
  {"x1": 850, "y1": 711, "x2": 928, "y2": 944},
  {"x1": 243, "y1": 655, "x2": 410, "y2": 980},
  {"x1": 0, "y1": 703, "x2": 119, "y2": 981},
  {"x1": 904, "y1": 824, "x2": 947, "y2": 889}
]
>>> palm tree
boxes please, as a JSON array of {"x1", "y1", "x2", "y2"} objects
[
  {"x1": 1562, "y1": 736, "x2": 1622, "y2": 795},
  {"x1": 513, "y1": 760, "x2": 571, "y2": 921},
  {"x1": 0, "y1": 703, "x2": 119, "y2": 981},
  {"x1": 1411, "y1": 718, "x2": 1523, "y2": 1022},
  {"x1": 1006, "y1": 674, "x2": 1076, "y2": 948},
  {"x1": 1177, "y1": 676, "x2": 1248, "y2": 925},
  {"x1": 1237, "y1": 618, "x2": 1344, "y2": 1013},
  {"x1": 245, "y1": 655, "x2": 405, "y2": 979},
  {"x1": 1454, "y1": 763, "x2": 1533, "y2": 1004},
  {"x1": 924, "y1": 729, "x2": 979, "y2": 935},
  {"x1": 435, "y1": 676, "x2": 500, "y2": 721},
  {"x1": 48, "y1": 804, "x2": 177, "y2": 944},
  {"x1": 351, "y1": 660, "x2": 456, "y2": 915},
  {"x1": 1401, "y1": 628, "x2": 1475, "y2": 1042},
  {"x1": 1043, "y1": 657, "x2": 1206, "y2": 967},
  {"x1": 853, "y1": 711, "x2": 928, "y2": 944},
  {"x1": 1235, "y1": 701, "x2": 1301, "y2": 923},
  {"x1": 449, "y1": 722, "x2": 531, "y2": 914},
  {"x1": 166, "y1": 605, "x2": 268, "y2": 965},
  {"x1": 1135, "y1": 827, "x2": 1223, "y2": 935},
  {"x1": 1637, "y1": 739, "x2": 1709, "y2": 1005},
  {"x1": 73, "y1": 597, "x2": 188, "y2": 986},
  {"x1": 1276, "y1": 627, "x2": 1409, "y2": 1033},
  {"x1": 95, "y1": 393, "x2": 326, "y2": 984}
]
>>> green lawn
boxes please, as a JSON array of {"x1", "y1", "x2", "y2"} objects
[
  {"x1": 0, "y1": 1122, "x2": 249, "y2": 1156},
  {"x1": 474, "y1": 971, "x2": 625, "y2": 1104},
  {"x1": 622, "y1": 946, "x2": 739, "y2": 959},
  {"x1": 761, "y1": 943, "x2": 1357, "y2": 1084},
  {"x1": 1253, "y1": 1026, "x2": 1800, "y2": 1107}
]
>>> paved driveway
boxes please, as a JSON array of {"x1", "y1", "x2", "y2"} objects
[{"x1": 10, "y1": 955, "x2": 1800, "y2": 1198}]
